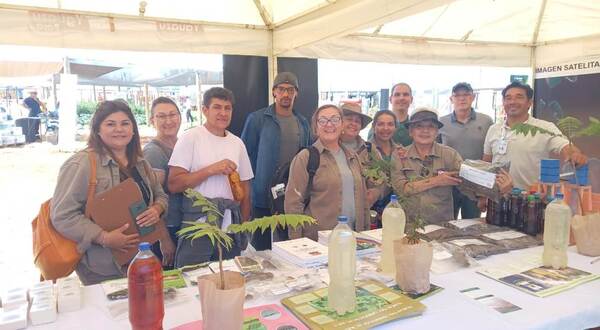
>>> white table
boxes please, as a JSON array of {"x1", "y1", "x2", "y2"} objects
[{"x1": 31, "y1": 246, "x2": 600, "y2": 330}]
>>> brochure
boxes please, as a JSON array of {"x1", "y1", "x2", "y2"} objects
[
  {"x1": 102, "y1": 269, "x2": 186, "y2": 301},
  {"x1": 478, "y1": 259, "x2": 600, "y2": 297},
  {"x1": 272, "y1": 237, "x2": 329, "y2": 268},
  {"x1": 460, "y1": 287, "x2": 521, "y2": 314},
  {"x1": 281, "y1": 280, "x2": 425, "y2": 330}
]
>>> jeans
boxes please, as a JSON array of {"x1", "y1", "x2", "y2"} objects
[{"x1": 452, "y1": 187, "x2": 481, "y2": 219}]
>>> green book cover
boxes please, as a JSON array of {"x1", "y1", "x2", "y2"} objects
[{"x1": 281, "y1": 280, "x2": 426, "y2": 330}]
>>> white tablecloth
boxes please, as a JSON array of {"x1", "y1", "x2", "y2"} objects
[{"x1": 30, "y1": 246, "x2": 600, "y2": 330}]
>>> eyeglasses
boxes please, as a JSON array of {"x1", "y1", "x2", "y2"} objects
[
  {"x1": 154, "y1": 112, "x2": 180, "y2": 121},
  {"x1": 317, "y1": 116, "x2": 342, "y2": 127},
  {"x1": 275, "y1": 86, "x2": 296, "y2": 95}
]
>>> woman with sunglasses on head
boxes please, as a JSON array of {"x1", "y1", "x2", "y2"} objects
[
  {"x1": 143, "y1": 97, "x2": 181, "y2": 268},
  {"x1": 51, "y1": 100, "x2": 168, "y2": 285},
  {"x1": 285, "y1": 104, "x2": 370, "y2": 241}
]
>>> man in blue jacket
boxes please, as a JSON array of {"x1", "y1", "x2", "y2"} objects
[{"x1": 241, "y1": 72, "x2": 312, "y2": 250}]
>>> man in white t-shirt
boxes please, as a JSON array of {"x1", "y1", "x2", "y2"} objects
[
  {"x1": 482, "y1": 82, "x2": 587, "y2": 191},
  {"x1": 168, "y1": 87, "x2": 253, "y2": 264}
]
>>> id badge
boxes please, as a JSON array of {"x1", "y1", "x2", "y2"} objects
[{"x1": 496, "y1": 139, "x2": 508, "y2": 155}]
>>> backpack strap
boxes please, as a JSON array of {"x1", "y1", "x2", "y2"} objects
[
  {"x1": 84, "y1": 151, "x2": 98, "y2": 218},
  {"x1": 304, "y1": 146, "x2": 320, "y2": 205}
]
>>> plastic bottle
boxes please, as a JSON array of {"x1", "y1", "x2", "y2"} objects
[
  {"x1": 524, "y1": 195, "x2": 538, "y2": 235},
  {"x1": 328, "y1": 216, "x2": 356, "y2": 315},
  {"x1": 379, "y1": 195, "x2": 406, "y2": 274},
  {"x1": 485, "y1": 198, "x2": 495, "y2": 224},
  {"x1": 542, "y1": 194, "x2": 571, "y2": 269},
  {"x1": 508, "y1": 188, "x2": 521, "y2": 228},
  {"x1": 128, "y1": 242, "x2": 164, "y2": 330},
  {"x1": 517, "y1": 191, "x2": 529, "y2": 231}
]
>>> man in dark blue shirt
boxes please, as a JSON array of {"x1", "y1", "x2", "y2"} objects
[{"x1": 23, "y1": 90, "x2": 42, "y2": 117}]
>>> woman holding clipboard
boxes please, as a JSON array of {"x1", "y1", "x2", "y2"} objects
[{"x1": 51, "y1": 100, "x2": 168, "y2": 285}]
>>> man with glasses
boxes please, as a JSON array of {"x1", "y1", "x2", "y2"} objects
[
  {"x1": 440, "y1": 82, "x2": 493, "y2": 219},
  {"x1": 391, "y1": 107, "x2": 465, "y2": 224},
  {"x1": 241, "y1": 72, "x2": 312, "y2": 250}
]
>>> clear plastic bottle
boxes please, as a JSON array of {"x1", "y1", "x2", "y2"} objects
[
  {"x1": 379, "y1": 195, "x2": 406, "y2": 274},
  {"x1": 542, "y1": 193, "x2": 571, "y2": 269},
  {"x1": 328, "y1": 216, "x2": 356, "y2": 315},
  {"x1": 128, "y1": 242, "x2": 164, "y2": 330}
]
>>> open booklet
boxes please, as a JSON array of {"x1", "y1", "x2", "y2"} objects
[
  {"x1": 281, "y1": 280, "x2": 425, "y2": 330},
  {"x1": 477, "y1": 253, "x2": 600, "y2": 297}
]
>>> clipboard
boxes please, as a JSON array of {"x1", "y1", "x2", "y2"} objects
[{"x1": 88, "y1": 178, "x2": 167, "y2": 265}]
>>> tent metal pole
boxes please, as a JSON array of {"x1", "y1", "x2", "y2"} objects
[
  {"x1": 196, "y1": 71, "x2": 203, "y2": 125},
  {"x1": 268, "y1": 29, "x2": 276, "y2": 104},
  {"x1": 144, "y1": 84, "x2": 150, "y2": 124}
]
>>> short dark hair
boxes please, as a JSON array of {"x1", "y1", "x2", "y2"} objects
[
  {"x1": 502, "y1": 81, "x2": 534, "y2": 100},
  {"x1": 151, "y1": 96, "x2": 179, "y2": 117},
  {"x1": 373, "y1": 110, "x2": 397, "y2": 128},
  {"x1": 203, "y1": 87, "x2": 235, "y2": 108},
  {"x1": 87, "y1": 100, "x2": 142, "y2": 168},
  {"x1": 391, "y1": 82, "x2": 412, "y2": 96}
]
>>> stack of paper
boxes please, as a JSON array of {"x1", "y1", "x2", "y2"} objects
[
  {"x1": 318, "y1": 230, "x2": 379, "y2": 256},
  {"x1": 56, "y1": 277, "x2": 81, "y2": 313},
  {"x1": 28, "y1": 281, "x2": 57, "y2": 325},
  {"x1": 0, "y1": 305, "x2": 27, "y2": 330},
  {"x1": 272, "y1": 238, "x2": 328, "y2": 268}
]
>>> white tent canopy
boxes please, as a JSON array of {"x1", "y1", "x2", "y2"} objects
[{"x1": 0, "y1": 0, "x2": 599, "y2": 68}]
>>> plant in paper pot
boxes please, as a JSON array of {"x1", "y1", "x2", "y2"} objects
[
  {"x1": 178, "y1": 189, "x2": 315, "y2": 330},
  {"x1": 393, "y1": 211, "x2": 433, "y2": 294},
  {"x1": 513, "y1": 116, "x2": 600, "y2": 256}
]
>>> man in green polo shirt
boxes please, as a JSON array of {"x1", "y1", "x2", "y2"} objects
[{"x1": 369, "y1": 82, "x2": 413, "y2": 146}]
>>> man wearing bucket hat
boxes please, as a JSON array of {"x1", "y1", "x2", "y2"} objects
[
  {"x1": 241, "y1": 72, "x2": 312, "y2": 250},
  {"x1": 440, "y1": 82, "x2": 493, "y2": 220},
  {"x1": 391, "y1": 107, "x2": 467, "y2": 223}
]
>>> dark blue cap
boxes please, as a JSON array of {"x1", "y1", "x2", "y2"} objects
[{"x1": 337, "y1": 216, "x2": 348, "y2": 223}]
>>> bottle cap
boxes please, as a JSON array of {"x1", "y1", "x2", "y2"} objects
[
  {"x1": 555, "y1": 193, "x2": 564, "y2": 199},
  {"x1": 511, "y1": 188, "x2": 521, "y2": 195},
  {"x1": 139, "y1": 242, "x2": 151, "y2": 251},
  {"x1": 390, "y1": 195, "x2": 398, "y2": 202},
  {"x1": 337, "y1": 215, "x2": 348, "y2": 223},
  {"x1": 527, "y1": 195, "x2": 535, "y2": 202}
]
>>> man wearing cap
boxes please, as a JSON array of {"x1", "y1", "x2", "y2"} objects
[
  {"x1": 391, "y1": 107, "x2": 466, "y2": 224},
  {"x1": 439, "y1": 82, "x2": 493, "y2": 219},
  {"x1": 368, "y1": 82, "x2": 414, "y2": 146},
  {"x1": 241, "y1": 72, "x2": 312, "y2": 250}
]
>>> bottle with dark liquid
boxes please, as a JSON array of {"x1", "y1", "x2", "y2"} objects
[
  {"x1": 509, "y1": 188, "x2": 521, "y2": 228},
  {"x1": 485, "y1": 198, "x2": 495, "y2": 224},
  {"x1": 525, "y1": 195, "x2": 538, "y2": 235},
  {"x1": 128, "y1": 242, "x2": 164, "y2": 330},
  {"x1": 517, "y1": 191, "x2": 529, "y2": 232}
]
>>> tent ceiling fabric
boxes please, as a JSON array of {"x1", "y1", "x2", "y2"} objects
[{"x1": 0, "y1": 0, "x2": 599, "y2": 67}]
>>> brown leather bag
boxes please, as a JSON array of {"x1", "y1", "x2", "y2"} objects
[{"x1": 32, "y1": 151, "x2": 97, "y2": 280}]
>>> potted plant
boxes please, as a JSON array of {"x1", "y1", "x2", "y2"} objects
[
  {"x1": 177, "y1": 189, "x2": 315, "y2": 330},
  {"x1": 514, "y1": 116, "x2": 600, "y2": 255},
  {"x1": 393, "y1": 212, "x2": 433, "y2": 294}
]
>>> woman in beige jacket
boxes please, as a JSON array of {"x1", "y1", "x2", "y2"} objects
[
  {"x1": 285, "y1": 104, "x2": 370, "y2": 241},
  {"x1": 51, "y1": 101, "x2": 168, "y2": 285}
]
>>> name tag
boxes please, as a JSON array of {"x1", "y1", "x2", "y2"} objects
[{"x1": 496, "y1": 139, "x2": 508, "y2": 155}]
